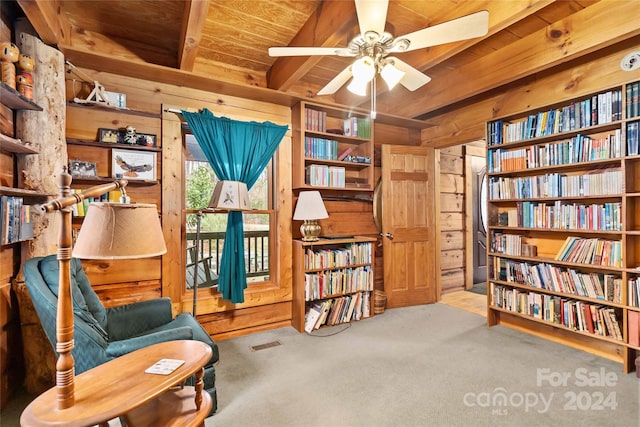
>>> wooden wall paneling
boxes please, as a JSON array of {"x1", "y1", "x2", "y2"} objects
[
  {"x1": 422, "y1": 36, "x2": 640, "y2": 147},
  {"x1": 66, "y1": 105, "x2": 161, "y2": 141},
  {"x1": 441, "y1": 269, "x2": 465, "y2": 294},
  {"x1": 81, "y1": 258, "x2": 162, "y2": 285},
  {"x1": 441, "y1": 231, "x2": 464, "y2": 252},
  {"x1": 440, "y1": 193, "x2": 463, "y2": 213},
  {"x1": 92, "y1": 280, "x2": 162, "y2": 308},
  {"x1": 439, "y1": 153, "x2": 463, "y2": 174},
  {"x1": 198, "y1": 302, "x2": 293, "y2": 341}
]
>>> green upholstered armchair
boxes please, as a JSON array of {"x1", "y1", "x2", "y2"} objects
[{"x1": 23, "y1": 255, "x2": 219, "y2": 413}]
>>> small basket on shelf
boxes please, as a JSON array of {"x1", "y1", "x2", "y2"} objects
[{"x1": 373, "y1": 290, "x2": 387, "y2": 315}]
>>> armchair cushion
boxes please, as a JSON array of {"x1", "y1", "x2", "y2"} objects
[
  {"x1": 106, "y1": 298, "x2": 174, "y2": 341},
  {"x1": 106, "y1": 326, "x2": 193, "y2": 358},
  {"x1": 38, "y1": 256, "x2": 108, "y2": 340}
]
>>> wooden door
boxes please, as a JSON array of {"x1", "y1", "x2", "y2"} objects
[{"x1": 381, "y1": 145, "x2": 437, "y2": 308}]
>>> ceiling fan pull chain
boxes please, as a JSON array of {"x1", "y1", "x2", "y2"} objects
[{"x1": 371, "y1": 77, "x2": 377, "y2": 120}]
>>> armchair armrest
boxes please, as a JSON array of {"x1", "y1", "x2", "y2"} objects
[
  {"x1": 106, "y1": 298, "x2": 174, "y2": 340},
  {"x1": 105, "y1": 326, "x2": 193, "y2": 358}
]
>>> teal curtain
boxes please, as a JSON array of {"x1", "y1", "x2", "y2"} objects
[{"x1": 182, "y1": 109, "x2": 288, "y2": 303}]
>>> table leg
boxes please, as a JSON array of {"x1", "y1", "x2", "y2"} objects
[{"x1": 194, "y1": 367, "x2": 204, "y2": 410}]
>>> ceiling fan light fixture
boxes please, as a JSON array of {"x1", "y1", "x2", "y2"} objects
[
  {"x1": 380, "y1": 62, "x2": 405, "y2": 90},
  {"x1": 351, "y1": 56, "x2": 376, "y2": 82},
  {"x1": 347, "y1": 76, "x2": 369, "y2": 96}
]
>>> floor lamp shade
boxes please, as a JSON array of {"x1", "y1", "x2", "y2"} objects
[{"x1": 72, "y1": 202, "x2": 167, "y2": 259}]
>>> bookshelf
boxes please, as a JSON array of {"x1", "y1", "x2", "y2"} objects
[
  {"x1": 291, "y1": 101, "x2": 374, "y2": 191},
  {"x1": 486, "y1": 79, "x2": 640, "y2": 372},
  {"x1": 0, "y1": 92, "x2": 48, "y2": 246},
  {"x1": 292, "y1": 236, "x2": 376, "y2": 333}
]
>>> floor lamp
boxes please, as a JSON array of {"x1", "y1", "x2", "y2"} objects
[
  {"x1": 191, "y1": 180, "x2": 251, "y2": 316},
  {"x1": 39, "y1": 168, "x2": 167, "y2": 409}
]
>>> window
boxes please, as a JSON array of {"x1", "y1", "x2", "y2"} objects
[{"x1": 184, "y1": 133, "x2": 274, "y2": 292}]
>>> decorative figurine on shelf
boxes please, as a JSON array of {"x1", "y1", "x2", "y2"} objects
[
  {"x1": 123, "y1": 126, "x2": 137, "y2": 145},
  {"x1": 0, "y1": 42, "x2": 20, "y2": 89},
  {"x1": 16, "y1": 54, "x2": 35, "y2": 100}
]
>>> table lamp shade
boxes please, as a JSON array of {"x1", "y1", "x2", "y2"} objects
[
  {"x1": 293, "y1": 191, "x2": 329, "y2": 220},
  {"x1": 209, "y1": 180, "x2": 251, "y2": 211},
  {"x1": 72, "y1": 202, "x2": 167, "y2": 259}
]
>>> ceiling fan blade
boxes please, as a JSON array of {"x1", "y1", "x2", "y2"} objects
[
  {"x1": 268, "y1": 47, "x2": 354, "y2": 57},
  {"x1": 355, "y1": 0, "x2": 389, "y2": 37},
  {"x1": 391, "y1": 10, "x2": 489, "y2": 53},
  {"x1": 317, "y1": 66, "x2": 353, "y2": 95},
  {"x1": 387, "y1": 57, "x2": 431, "y2": 91}
]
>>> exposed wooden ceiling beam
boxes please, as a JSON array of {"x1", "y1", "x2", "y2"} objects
[
  {"x1": 336, "y1": 0, "x2": 555, "y2": 108},
  {"x1": 384, "y1": 0, "x2": 640, "y2": 119},
  {"x1": 17, "y1": 0, "x2": 70, "y2": 46},
  {"x1": 267, "y1": 0, "x2": 357, "y2": 92},
  {"x1": 178, "y1": 0, "x2": 210, "y2": 71}
]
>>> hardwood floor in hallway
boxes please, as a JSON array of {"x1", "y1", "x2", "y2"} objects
[{"x1": 439, "y1": 289, "x2": 486, "y2": 317}]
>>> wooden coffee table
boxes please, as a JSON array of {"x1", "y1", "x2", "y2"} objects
[{"x1": 21, "y1": 340, "x2": 213, "y2": 427}]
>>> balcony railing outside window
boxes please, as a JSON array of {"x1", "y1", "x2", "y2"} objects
[{"x1": 186, "y1": 230, "x2": 270, "y2": 289}]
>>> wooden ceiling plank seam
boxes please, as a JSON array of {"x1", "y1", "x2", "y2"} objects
[
  {"x1": 385, "y1": 0, "x2": 640, "y2": 119},
  {"x1": 178, "y1": 0, "x2": 210, "y2": 71},
  {"x1": 336, "y1": 0, "x2": 555, "y2": 107},
  {"x1": 267, "y1": 0, "x2": 357, "y2": 92},
  {"x1": 17, "y1": 0, "x2": 70, "y2": 46}
]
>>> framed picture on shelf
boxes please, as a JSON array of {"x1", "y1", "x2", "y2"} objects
[
  {"x1": 98, "y1": 128, "x2": 122, "y2": 144},
  {"x1": 111, "y1": 148, "x2": 156, "y2": 181},
  {"x1": 68, "y1": 160, "x2": 98, "y2": 177}
]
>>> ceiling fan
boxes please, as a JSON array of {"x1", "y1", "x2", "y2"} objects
[{"x1": 269, "y1": 0, "x2": 489, "y2": 98}]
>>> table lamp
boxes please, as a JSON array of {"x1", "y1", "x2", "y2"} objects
[
  {"x1": 39, "y1": 169, "x2": 167, "y2": 409},
  {"x1": 191, "y1": 180, "x2": 251, "y2": 315},
  {"x1": 293, "y1": 191, "x2": 329, "y2": 241}
]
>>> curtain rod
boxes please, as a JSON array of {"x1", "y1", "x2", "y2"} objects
[{"x1": 164, "y1": 108, "x2": 291, "y2": 130}]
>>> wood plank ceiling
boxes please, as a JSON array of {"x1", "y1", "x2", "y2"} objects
[{"x1": 14, "y1": 0, "x2": 640, "y2": 122}]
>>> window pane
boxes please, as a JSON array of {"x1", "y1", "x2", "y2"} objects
[{"x1": 184, "y1": 133, "x2": 273, "y2": 291}]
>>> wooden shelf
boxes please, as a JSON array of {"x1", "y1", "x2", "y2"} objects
[
  {"x1": 67, "y1": 101, "x2": 161, "y2": 118},
  {"x1": 0, "y1": 133, "x2": 38, "y2": 154},
  {"x1": 70, "y1": 176, "x2": 158, "y2": 186},
  {"x1": 486, "y1": 80, "x2": 640, "y2": 372},
  {"x1": 67, "y1": 138, "x2": 161, "y2": 152},
  {"x1": 292, "y1": 101, "x2": 375, "y2": 191},
  {"x1": 0, "y1": 81, "x2": 42, "y2": 111},
  {"x1": 0, "y1": 185, "x2": 51, "y2": 200},
  {"x1": 292, "y1": 237, "x2": 376, "y2": 333}
]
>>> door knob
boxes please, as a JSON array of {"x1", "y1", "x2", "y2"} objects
[{"x1": 382, "y1": 232, "x2": 394, "y2": 240}]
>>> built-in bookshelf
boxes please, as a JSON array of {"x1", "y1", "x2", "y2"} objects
[
  {"x1": 291, "y1": 101, "x2": 374, "y2": 191},
  {"x1": 0, "y1": 89, "x2": 48, "y2": 247},
  {"x1": 292, "y1": 236, "x2": 376, "y2": 333},
  {"x1": 486, "y1": 79, "x2": 640, "y2": 372}
]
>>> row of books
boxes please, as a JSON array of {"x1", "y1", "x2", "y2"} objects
[
  {"x1": 303, "y1": 108, "x2": 371, "y2": 139},
  {"x1": 487, "y1": 89, "x2": 623, "y2": 145},
  {"x1": 304, "y1": 136, "x2": 339, "y2": 160},
  {"x1": 343, "y1": 117, "x2": 371, "y2": 139},
  {"x1": 304, "y1": 108, "x2": 328, "y2": 132},
  {"x1": 628, "y1": 311, "x2": 640, "y2": 347},
  {"x1": 626, "y1": 121, "x2": 640, "y2": 155},
  {"x1": 304, "y1": 266, "x2": 373, "y2": 301},
  {"x1": 487, "y1": 132, "x2": 622, "y2": 173},
  {"x1": 488, "y1": 169, "x2": 622, "y2": 200},
  {"x1": 0, "y1": 196, "x2": 32, "y2": 245},
  {"x1": 304, "y1": 291, "x2": 371, "y2": 333},
  {"x1": 504, "y1": 201, "x2": 622, "y2": 231},
  {"x1": 490, "y1": 232, "x2": 537, "y2": 257},
  {"x1": 490, "y1": 284, "x2": 623, "y2": 340},
  {"x1": 626, "y1": 81, "x2": 640, "y2": 119},
  {"x1": 627, "y1": 277, "x2": 640, "y2": 307},
  {"x1": 71, "y1": 189, "x2": 121, "y2": 217},
  {"x1": 555, "y1": 236, "x2": 622, "y2": 267},
  {"x1": 304, "y1": 242, "x2": 372, "y2": 270},
  {"x1": 306, "y1": 164, "x2": 345, "y2": 188},
  {"x1": 490, "y1": 256, "x2": 622, "y2": 302}
]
